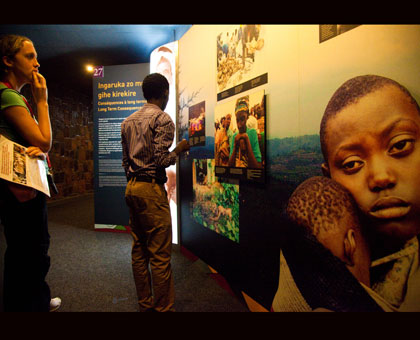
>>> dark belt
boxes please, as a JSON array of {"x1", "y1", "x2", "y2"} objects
[{"x1": 129, "y1": 174, "x2": 165, "y2": 184}]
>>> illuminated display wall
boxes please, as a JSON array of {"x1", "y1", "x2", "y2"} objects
[
  {"x1": 177, "y1": 25, "x2": 420, "y2": 310},
  {"x1": 150, "y1": 41, "x2": 179, "y2": 243}
]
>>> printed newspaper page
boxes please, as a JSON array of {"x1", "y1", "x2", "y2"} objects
[{"x1": 0, "y1": 135, "x2": 50, "y2": 197}]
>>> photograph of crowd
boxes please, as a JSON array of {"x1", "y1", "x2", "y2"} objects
[
  {"x1": 217, "y1": 25, "x2": 265, "y2": 92},
  {"x1": 215, "y1": 90, "x2": 265, "y2": 180}
]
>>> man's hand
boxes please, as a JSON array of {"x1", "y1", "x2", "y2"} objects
[{"x1": 173, "y1": 139, "x2": 190, "y2": 155}]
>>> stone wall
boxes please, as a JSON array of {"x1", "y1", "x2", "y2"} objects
[{"x1": 22, "y1": 84, "x2": 94, "y2": 200}]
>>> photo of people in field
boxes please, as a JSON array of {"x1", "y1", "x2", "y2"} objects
[{"x1": 214, "y1": 90, "x2": 265, "y2": 181}]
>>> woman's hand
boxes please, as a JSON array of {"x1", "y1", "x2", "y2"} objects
[
  {"x1": 26, "y1": 146, "x2": 47, "y2": 160},
  {"x1": 31, "y1": 71, "x2": 48, "y2": 104},
  {"x1": 234, "y1": 132, "x2": 250, "y2": 148}
]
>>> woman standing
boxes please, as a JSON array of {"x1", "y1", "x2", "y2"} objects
[{"x1": 0, "y1": 34, "x2": 60, "y2": 311}]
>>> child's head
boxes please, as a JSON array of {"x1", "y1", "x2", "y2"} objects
[
  {"x1": 320, "y1": 75, "x2": 420, "y2": 249},
  {"x1": 235, "y1": 96, "x2": 249, "y2": 133},
  {"x1": 219, "y1": 116, "x2": 225, "y2": 128},
  {"x1": 223, "y1": 114, "x2": 231, "y2": 130},
  {"x1": 287, "y1": 176, "x2": 371, "y2": 286}
]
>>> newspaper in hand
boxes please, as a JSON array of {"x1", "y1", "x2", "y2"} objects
[{"x1": 0, "y1": 134, "x2": 50, "y2": 197}]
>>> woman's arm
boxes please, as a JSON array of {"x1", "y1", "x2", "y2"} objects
[{"x1": 2, "y1": 72, "x2": 52, "y2": 152}]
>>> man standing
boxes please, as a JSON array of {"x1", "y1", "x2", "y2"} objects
[{"x1": 121, "y1": 73, "x2": 189, "y2": 312}]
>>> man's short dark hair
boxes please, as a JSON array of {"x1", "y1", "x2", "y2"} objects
[{"x1": 142, "y1": 73, "x2": 169, "y2": 101}]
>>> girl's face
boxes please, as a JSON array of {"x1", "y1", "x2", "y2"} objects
[
  {"x1": 8, "y1": 40, "x2": 40, "y2": 85},
  {"x1": 323, "y1": 85, "x2": 420, "y2": 243},
  {"x1": 236, "y1": 111, "x2": 248, "y2": 133}
]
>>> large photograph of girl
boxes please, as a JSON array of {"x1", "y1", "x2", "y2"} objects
[{"x1": 272, "y1": 74, "x2": 420, "y2": 312}]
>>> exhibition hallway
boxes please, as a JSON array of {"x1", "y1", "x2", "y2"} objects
[{"x1": 0, "y1": 193, "x2": 249, "y2": 312}]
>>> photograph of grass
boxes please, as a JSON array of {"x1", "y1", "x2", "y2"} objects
[{"x1": 191, "y1": 159, "x2": 239, "y2": 243}]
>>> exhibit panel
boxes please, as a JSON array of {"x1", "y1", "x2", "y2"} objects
[
  {"x1": 178, "y1": 25, "x2": 298, "y2": 308},
  {"x1": 177, "y1": 25, "x2": 420, "y2": 311},
  {"x1": 93, "y1": 63, "x2": 150, "y2": 230}
]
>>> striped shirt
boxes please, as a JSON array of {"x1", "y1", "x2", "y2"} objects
[{"x1": 121, "y1": 103, "x2": 177, "y2": 183}]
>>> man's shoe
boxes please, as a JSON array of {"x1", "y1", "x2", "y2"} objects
[{"x1": 50, "y1": 297, "x2": 61, "y2": 312}]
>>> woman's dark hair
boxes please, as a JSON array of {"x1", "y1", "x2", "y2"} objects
[{"x1": 142, "y1": 73, "x2": 169, "y2": 101}]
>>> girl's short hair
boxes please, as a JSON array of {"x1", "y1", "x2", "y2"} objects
[{"x1": 320, "y1": 75, "x2": 420, "y2": 162}]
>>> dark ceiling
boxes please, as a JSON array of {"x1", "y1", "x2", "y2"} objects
[{"x1": 0, "y1": 24, "x2": 192, "y2": 98}]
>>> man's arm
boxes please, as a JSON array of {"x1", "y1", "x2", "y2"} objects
[
  {"x1": 153, "y1": 116, "x2": 177, "y2": 168},
  {"x1": 121, "y1": 128, "x2": 129, "y2": 178},
  {"x1": 153, "y1": 113, "x2": 190, "y2": 168}
]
